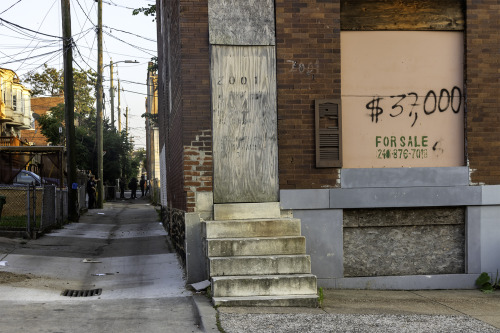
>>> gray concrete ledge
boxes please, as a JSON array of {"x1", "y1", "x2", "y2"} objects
[
  {"x1": 341, "y1": 167, "x2": 469, "y2": 188},
  {"x1": 191, "y1": 293, "x2": 218, "y2": 332},
  {"x1": 318, "y1": 274, "x2": 480, "y2": 290},
  {"x1": 281, "y1": 186, "x2": 483, "y2": 210},
  {"x1": 330, "y1": 186, "x2": 481, "y2": 209}
]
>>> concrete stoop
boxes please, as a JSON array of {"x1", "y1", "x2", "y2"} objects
[{"x1": 203, "y1": 208, "x2": 318, "y2": 307}]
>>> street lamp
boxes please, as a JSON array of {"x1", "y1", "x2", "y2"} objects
[{"x1": 107, "y1": 60, "x2": 138, "y2": 131}]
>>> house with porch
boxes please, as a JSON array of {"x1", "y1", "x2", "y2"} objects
[{"x1": 0, "y1": 68, "x2": 32, "y2": 146}]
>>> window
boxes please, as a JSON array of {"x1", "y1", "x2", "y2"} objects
[{"x1": 315, "y1": 99, "x2": 342, "y2": 168}]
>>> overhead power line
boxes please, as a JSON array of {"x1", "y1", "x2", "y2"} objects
[
  {"x1": 0, "y1": 0, "x2": 23, "y2": 15},
  {"x1": 0, "y1": 17, "x2": 62, "y2": 39},
  {"x1": 103, "y1": 25, "x2": 156, "y2": 42}
]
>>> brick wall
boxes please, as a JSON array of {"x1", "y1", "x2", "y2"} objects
[
  {"x1": 466, "y1": 1, "x2": 500, "y2": 185},
  {"x1": 157, "y1": 0, "x2": 212, "y2": 211},
  {"x1": 183, "y1": 130, "x2": 213, "y2": 212},
  {"x1": 275, "y1": 0, "x2": 341, "y2": 189}
]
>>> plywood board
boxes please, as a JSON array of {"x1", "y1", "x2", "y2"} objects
[
  {"x1": 341, "y1": 31, "x2": 464, "y2": 168},
  {"x1": 208, "y1": 0, "x2": 275, "y2": 46},
  {"x1": 341, "y1": 0, "x2": 464, "y2": 31},
  {"x1": 211, "y1": 45, "x2": 278, "y2": 203}
]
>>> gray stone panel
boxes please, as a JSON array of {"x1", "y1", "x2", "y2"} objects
[
  {"x1": 343, "y1": 208, "x2": 465, "y2": 277},
  {"x1": 344, "y1": 207, "x2": 465, "y2": 228},
  {"x1": 330, "y1": 186, "x2": 481, "y2": 209},
  {"x1": 294, "y1": 210, "x2": 343, "y2": 279},
  {"x1": 208, "y1": 0, "x2": 275, "y2": 46},
  {"x1": 341, "y1": 167, "x2": 469, "y2": 188},
  {"x1": 280, "y1": 189, "x2": 330, "y2": 210}
]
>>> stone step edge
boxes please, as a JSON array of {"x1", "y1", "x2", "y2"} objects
[
  {"x1": 212, "y1": 273, "x2": 316, "y2": 281},
  {"x1": 206, "y1": 236, "x2": 305, "y2": 241},
  {"x1": 204, "y1": 218, "x2": 301, "y2": 223},
  {"x1": 212, "y1": 295, "x2": 319, "y2": 307},
  {"x1": 209, "y1": 254, "x2": 311, "y2": 260}
]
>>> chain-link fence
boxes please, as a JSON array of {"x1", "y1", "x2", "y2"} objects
[{"x1": 0, "y1": 184, "x2": 81, "y2": 237}]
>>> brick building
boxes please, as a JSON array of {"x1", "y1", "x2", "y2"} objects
[
  {"x1": 155, "y1": 0, "x2": 500, "y2": 294},
  {"x1": 20, "y1": 96, "x2": 64, "y2": 146}
]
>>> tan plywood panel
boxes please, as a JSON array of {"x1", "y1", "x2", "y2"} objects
[
  {"x1": 211, "y1": 45, "x2": 278, "y2": 203},
  {"x1": 341, "y1": 31, "x2": 464, "y2": 168}
]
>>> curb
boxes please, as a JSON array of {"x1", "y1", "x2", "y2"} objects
[{"x1": 191, "y1": 293, "x2": 219, "y2": 332}]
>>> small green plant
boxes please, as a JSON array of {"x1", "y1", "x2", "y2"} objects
[
  {"x1": 317, "y1": 287, "x2": 324, "y2": 308},
  {"x1": 476, "y1": 271, "x2": 499, "y2": 293}
]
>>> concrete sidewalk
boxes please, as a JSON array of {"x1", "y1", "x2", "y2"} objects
[
  {"x1": 215, "y1": 289, "x2": 500, "y2": 332},
  {"x1": 0, "y1": 197, "x2": 206, "y2": 333}
]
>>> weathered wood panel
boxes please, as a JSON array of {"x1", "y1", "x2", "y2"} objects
[
  {"x1": 208, "y1": 0, "x2": 275, "y2": 45},
  {"x1": 341, "y1": 0, "x2": 465, "y2": 31},
  {"x1": 211, "y1": 46, "x2": 278, "y2": 203}
]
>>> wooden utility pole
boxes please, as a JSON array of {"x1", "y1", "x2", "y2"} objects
[
  {"x1": 118, "y1": 78, "x2": 121, "y2": 132},
  {"x1": 126, "y1": 106, "x2": 129, "y2": 136},
  {"x1": 61, "y1": 0, "x2": 78, "y2": 221},
  {"x1": 109, "y1": 60, "x2": 114, "y2": 130},
  {"x1": 96, "y1": 0, "x2": 104, "y2": 208}
]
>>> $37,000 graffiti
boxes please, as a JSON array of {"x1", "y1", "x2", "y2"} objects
[{"x1": 366, "y1": 86, "x2": 462, "y2": 127}]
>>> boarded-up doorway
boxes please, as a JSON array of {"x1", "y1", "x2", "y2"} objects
[{"x1": 211, "y1": 45, "x2": 278, "y2": 203}]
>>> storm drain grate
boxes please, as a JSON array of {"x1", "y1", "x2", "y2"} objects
[{"x1": 61, "y1": 288, "x2": 102, "y2": 297}]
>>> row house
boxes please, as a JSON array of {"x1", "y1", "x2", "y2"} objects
[
  {"x1": 155, "y1": 0, "x2": 500, "y2": 306},
  {"x1": 0, "y1": 68, "x2": 32, "y2": 146},
  {"x1": 145, "y1": 64, "x2": 160, "y2": 186}
]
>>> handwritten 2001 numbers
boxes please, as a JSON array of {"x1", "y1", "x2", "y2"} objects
[
  {"x1": 217, "y1": 76, "x2": 258, "y2": 85},
  {"x1": 377, "y1": 148, "x2": 428, "y2": 160}
]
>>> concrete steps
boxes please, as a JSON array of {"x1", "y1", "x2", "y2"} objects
[
  {"x1": 212, "y1": 295, "x2": 319, "y2": 307},
  {"x1": 204, "y1": 211, "x2": 318, "y2": 307},
  {"x1": 209, "y1": 254, "x2": 311, "y2": 276}
]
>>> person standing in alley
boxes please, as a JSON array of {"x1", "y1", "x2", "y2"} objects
[
  {"x1": 87, "y1": 174, "x2": 98, "y2": 209},
  {"x1": 140, "y1": 175, "x2": 146, "y2": 197},
  {"x1": 119, "y1": 177, "x2": 126, "y2": 199},
  {"x1": 128, "y1": 177, "x2": 138, "y2": 199}
]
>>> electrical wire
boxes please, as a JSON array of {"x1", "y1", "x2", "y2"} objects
[
  {"x1": 103, "y1": 25, "x2": 156, "y2": 42},
  {"x1": 0, "y1": 0, "x2": 23, "y2": 15},
  {"x1": 0, "y1": 17, "x2": 62, "y2": 40},
  {"x1": 103, "y1": 30, "x2": 156, "y2": 56}
]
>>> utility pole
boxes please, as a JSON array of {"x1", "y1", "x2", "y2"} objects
[
  {"x1": 109, "y1": 60, "x2": 114, "y2": 130},
  {"x1": 118, "y1": 78, "x2": 121, "y2": 132},
  {"x1": 96, "y1": 0, "x2": 104, "y2": 209},
  {"x1": 61, "y1": 0, "x2": 78, "y2": 221},
  {"x1": 126, "y1": 106, "x2": 129, "y2": 136}
]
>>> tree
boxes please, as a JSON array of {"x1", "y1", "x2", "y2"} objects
[
  {"x1": 38, "y1": 104, "x2": 137, "y2": 182},
  {"x1": 29, "y1": 66, "x2": 139, "y2": 183},
  {"x1": 132, "y1": 4, "x2": 156, "y2": 19},
  {"x1": 24, "y1": 65, "x2": 97, "y2": 117},
  {"x1": 23, "y1": 64, "x2": 63, "y2": 96}
]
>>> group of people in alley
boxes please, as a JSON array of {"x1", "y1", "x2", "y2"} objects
[{"x1": 87, "y1": 174, "x2": 149, "y2": 209}]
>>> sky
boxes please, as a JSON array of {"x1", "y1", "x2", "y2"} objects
[{"x1": 0, "y1": 0, "x2": 157, "y2": 150}]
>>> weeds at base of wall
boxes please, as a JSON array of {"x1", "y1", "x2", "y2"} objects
[
  {"x1": 215, "y1": 312, "x2": 226, "y2": 333},
  {"x1": 476, "y1": 270, "x2": 499, "y2": 293},
  {"x1": 317, "y1": 287, "x2": 324, "y2": 308}
]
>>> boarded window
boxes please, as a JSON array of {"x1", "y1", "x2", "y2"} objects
[{"x1": 315, "y1": 99, "x2": 342, "y2": 168}]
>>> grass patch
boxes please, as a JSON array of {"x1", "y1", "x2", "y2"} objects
[{"x1": 0, "y1": 215, "x2": 42, "y2": 229}]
